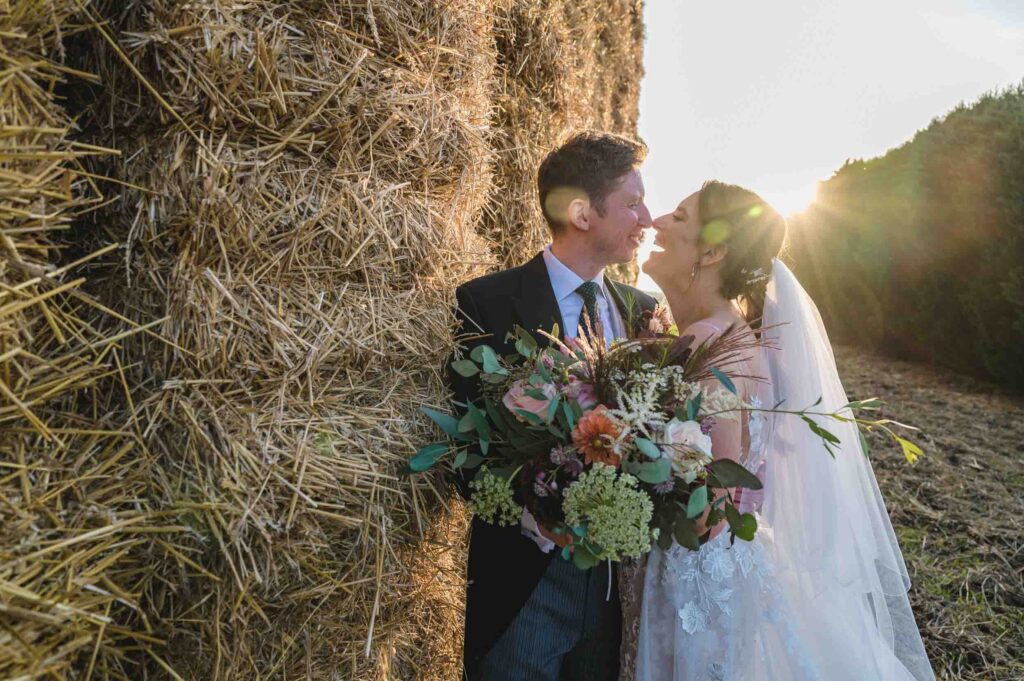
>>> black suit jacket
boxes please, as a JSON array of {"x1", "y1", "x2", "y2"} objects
[{"x1": 450, "y1": 252, "x2": 657, "y2": 675}]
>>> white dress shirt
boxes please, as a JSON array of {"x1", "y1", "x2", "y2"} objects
[{"x1": 542, "y1": 245, "x2": 625, "y2": 347}]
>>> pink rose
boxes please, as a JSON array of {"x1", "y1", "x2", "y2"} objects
[
  {"x1": 503, "y1": 379, "x2": 557, "y2": 422},
  {"x1": 560, "y1": 375, "x2": 598, "y2": 411}
]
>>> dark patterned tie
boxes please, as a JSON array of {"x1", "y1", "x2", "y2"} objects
[{"x1": 575, "y1": 281, "x2": 602, "y2": 343}]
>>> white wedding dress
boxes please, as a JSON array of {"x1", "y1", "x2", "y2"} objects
[{"x1": 634, "y1": 260, "x2": 934, "y2": 681}]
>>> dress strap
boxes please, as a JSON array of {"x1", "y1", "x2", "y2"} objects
[{"x1": 688, "y1": 319, "x2": 725, "y2": 335}]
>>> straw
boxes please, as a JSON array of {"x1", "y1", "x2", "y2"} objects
[{"x1": 3, "y1": 1, "x2": 645, "y2": 678}]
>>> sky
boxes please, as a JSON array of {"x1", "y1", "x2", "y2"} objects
[{"x1": 635, "y1": 0, "x2": 1024, "y2": 290}]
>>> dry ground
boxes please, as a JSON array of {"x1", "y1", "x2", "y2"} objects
[{"x1": 834, "y1": 345, "x2": 1024, "y2": 681}]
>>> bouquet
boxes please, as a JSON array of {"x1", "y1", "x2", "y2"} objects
[{"x1": 410, "y1": 310, "x2": 919, "y2": 570}]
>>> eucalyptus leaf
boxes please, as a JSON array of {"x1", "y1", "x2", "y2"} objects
[
  {"x1": 516, "y1": 409, "x2": 544, "y2": 425},
  {"x1": 672, "y1": 516, "x2": 701, "y2": 551},
  {"x1": 707, "y1": 459, "x2": 763, "y2": 490},
  {"x1": 735, "y1": 513, "x2": 758, "y2": 541},
  {"x1": 686, "y1": 485, "x2": 709, "y2": 519},
  {"x1": 470, "y1": 346, "x2": 486, "y2": 363},
  {"x1": 469, "y1": 404, "x2": 491, "y2": 439},
  {"x1": 562, "y1": 401, "x2": 577, "y2": 430},
  {"x1": 546, "y1": 396, "x2": 561, "y2": 424},
  {"x1": 484, "y1": 398, "x2": 508, "y2": 432},
  {"x1": 421, "y1": 407, "x2": 464, "y2": 440},
  {"x1": 452, "y1": 449, "x2": 468, "y2": 468},
  {"x1": 634, "y1": 437, "x2": 662, "y2": 460},
  {"x1": 573, "y1": 544, "x2": 599, "y2": 570},
  {"x1": 409, "y1": 443, "x2": 447, "y2": 472},
  {"x1": 626, "y1": 458, "x2": 672, "y2": 484},
  {"x1": 686, "y1": 392, "x2": 703, "y2": 421},
  {"x1": 458, "y1": 412, "x2": 475, "y2": 433},
  {"x1": 451, "y1": 359, "x2": 479, "y2": 377},
  {"x1": 725, "y1": 502, "x2": 742, "y2": 529},
  {"x1": 481, "y1": 345, "x2": 503, "y2": 374}
]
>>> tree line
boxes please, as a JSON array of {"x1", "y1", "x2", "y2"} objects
[{"x1": 788, "y1": 82, "x2": 1024, "y2": 391}]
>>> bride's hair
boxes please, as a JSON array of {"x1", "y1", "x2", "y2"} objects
[{"x1": 697, "y1": 180, "x2": 787, "y2": 330}]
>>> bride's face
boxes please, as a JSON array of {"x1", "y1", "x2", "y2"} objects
[{"x1": 643, "y1": 191, "x2": 702, "y2": 287}]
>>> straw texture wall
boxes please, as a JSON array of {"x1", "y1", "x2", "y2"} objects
[
  {"x1": 2, "y1": 1, "x2": 644, "y2": 678},
  {"x1": 0, "y1": 3, "x2": 164, "y2": 679}
]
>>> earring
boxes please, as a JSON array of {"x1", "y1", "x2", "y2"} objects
[{"x1": 691, "y1": 262, "x2": 699, "y2": 279}]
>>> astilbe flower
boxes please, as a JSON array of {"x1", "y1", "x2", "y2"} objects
[
  {"x1": 469, "y1": 466, "x2": 519, "y2": 526},
  {"x1": 562, "y1": 463, "x2": 654, "y2": 560},
  {"x1": 571, "y1": 405, "x2": 623, "y2": 467}
]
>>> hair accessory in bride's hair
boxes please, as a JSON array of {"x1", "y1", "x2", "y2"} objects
[{"x1": 743, "y1": 267, "x2": 769, "y2": 286}]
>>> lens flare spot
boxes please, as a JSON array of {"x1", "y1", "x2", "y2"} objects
[
  {"x1": 748, "y1": 205, "x2": 764, "y2": 218},
  {"x1": 544, "y1": 186, "x2": 587, "y2": 227},
  {"x1": 702, "y1": 219, "x2": 731, "y2": 244}
]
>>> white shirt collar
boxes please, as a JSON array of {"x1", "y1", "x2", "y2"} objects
[{"x1": 542, "y1": 245, "x2": 608, "y2": 302}]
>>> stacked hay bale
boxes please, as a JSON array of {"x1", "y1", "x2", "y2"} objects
[
  {"x1": 0, "y1": 2, "x2": 168, "y2": 679},
  {"x1": 1, "y1": 0, "x2": 645, "y2": 678},
  {"x1": 70, "y1": 1, "x2": 494, "y2": 678},
  {"x1": 484, "y1": 0, "x2": 645, "y2": 279}
]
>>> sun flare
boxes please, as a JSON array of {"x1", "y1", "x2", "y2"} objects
[{"x1": 761, "y1": 182, "x2": 819, "y2": 218}]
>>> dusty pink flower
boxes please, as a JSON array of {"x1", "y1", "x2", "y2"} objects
[
  {"x1": 560, "y1": 376, "x2": 597, "y2": 411},
  {"x1": 503, "y1": 379, "x2": 557, "y2": 422},
  {"x1": 647, "y1": 303, "x2": 674, "y2": 335}
]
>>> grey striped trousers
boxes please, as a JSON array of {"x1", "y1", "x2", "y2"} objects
[{"x1": 474, "y1": 556, "x2": 621, "y2": 681}]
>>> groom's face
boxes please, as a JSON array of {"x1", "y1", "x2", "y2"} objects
[{"x1": 588, "y1": 169, "x2": 652, "y2": 264}]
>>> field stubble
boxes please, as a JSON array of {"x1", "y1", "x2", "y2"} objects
[{"x1": 834, "y1": 345, "x2": 1024, "y2": 681}]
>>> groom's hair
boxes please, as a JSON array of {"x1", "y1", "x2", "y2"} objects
[{"x1": 537, "y1": 131, "x2": 647, "y2": 232}]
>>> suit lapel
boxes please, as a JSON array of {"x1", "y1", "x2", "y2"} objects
[{"x1": 513, "y1": 253, "x2": 563, "y2": 348}]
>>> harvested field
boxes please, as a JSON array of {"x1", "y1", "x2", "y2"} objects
[{"x1": 835, "y1": 345, "x2": 1024, "y2": 681}]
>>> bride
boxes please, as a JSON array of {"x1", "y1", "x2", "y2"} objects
[{"x1": 620, "y1": 181, "x2": 935, "y2": 681}]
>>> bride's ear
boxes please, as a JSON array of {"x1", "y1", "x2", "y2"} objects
[
  {"x1": 700, "y1": 243, "x2": 727, "y2": 267},
  {"x1": 568, "y1": 197, "x2": 591, "y2": 232}
]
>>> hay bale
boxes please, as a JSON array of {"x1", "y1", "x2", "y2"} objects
[
  {"x1": 68, "y1": 0, "x2": 493, "y2": 677},
  {"x1": 0, "y1": 0, "x2": 645, "y2": 678},
  {"x1": 482, "y1": 0, "x2": 645, "y2": 281},
  {"x1": 0, "y1": 2, "x2": 171, "y2": 679}
]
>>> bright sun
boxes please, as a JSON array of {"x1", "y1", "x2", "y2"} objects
[{"x1": 761, "y1": 182, "x2": 820, "y2": 218}]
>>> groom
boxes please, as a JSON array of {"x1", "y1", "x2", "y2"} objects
[{"x1": 451, "y1": 131, "x2": 657, "y2": 680}]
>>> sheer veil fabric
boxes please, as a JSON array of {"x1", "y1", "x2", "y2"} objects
[{"x1": 635, "y1": 259, "x2": 934, "y2": 681}]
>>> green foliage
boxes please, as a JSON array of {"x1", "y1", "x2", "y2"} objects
[{"x1": 789, "y1": 82, "x2": 1024, "y2": 390}]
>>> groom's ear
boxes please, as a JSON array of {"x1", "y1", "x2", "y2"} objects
[
  {"x1": 568, "y1": 197, "x2": 591, "y2": 232},
  {"x1": 700, "y1": 243, "x2": 728, "y2": 267}
]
